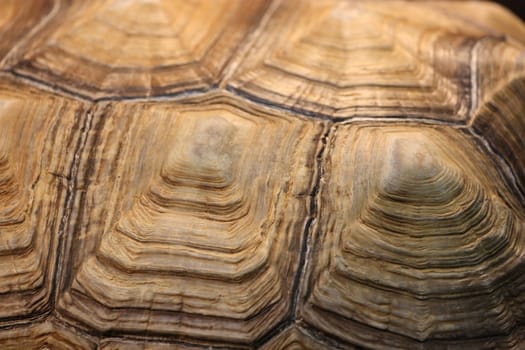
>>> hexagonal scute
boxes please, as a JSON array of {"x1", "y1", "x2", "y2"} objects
[
  {"x1": 229, "y1": 0, "x2": 498, "y2": 120},
  {"x1": 227, "y1": 0, "x2": 525, "y2": 121},
  {"x1": 299, "y1": 123, "x2": 525, "y2": 349},
  {"x1": 8, "y1": 0, "x2": 271, "y2": 99},
  {"x1": 57, "y1": 93, "x2": 325, "y2": 344},
  {"x1": 0, "y1": 320, "x2": 96, "y2": 349},
  {"x1": 0, "y1": 75, "x2": 87, "y2": 322},
  {"x1": 0, "y1": 0, "x2": 55, "y2": 64}
]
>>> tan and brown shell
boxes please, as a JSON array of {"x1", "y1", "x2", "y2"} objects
[{"x1": 0, "y1": 0, "x2": 524, "y2": 349}]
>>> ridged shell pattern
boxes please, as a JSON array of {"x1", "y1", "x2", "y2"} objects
[
  {"x1": 301, "y1": 124, "x2": 525, "y2": 348},
  {"x1": 9, "y1": 0, "x2": 269, "y2": 98},
  {"x1": 0, "y1": 130, "x2": 26, "y2": 243},
  {"x1": 58, "y1": 97, "x2": 323, "y2": 342},
  {"x1": 0, "y1": 0, "x2": 524, "y2": 348},
  {"x1": 229, "y1": 0, "x2": 478, "y2": 120},
  {"x1": 0, "y1": 79, "x2": 86, "y2": 321}
]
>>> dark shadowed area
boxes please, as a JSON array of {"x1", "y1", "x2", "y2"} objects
[{"x1": 497, "y1": 1, "x2": 525, "y2": 21}]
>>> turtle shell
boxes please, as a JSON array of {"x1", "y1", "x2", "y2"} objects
[{"x1": 0, "y1": 0, "x2": 524, "y2": 349}]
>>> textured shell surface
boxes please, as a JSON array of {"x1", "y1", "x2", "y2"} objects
[{"x1": 0, "y1": 0, "x2": 524, "y2": 349}]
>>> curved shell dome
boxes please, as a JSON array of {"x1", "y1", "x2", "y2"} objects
[{"x1": 0, "y1": 0, "x2": 524, "y2": 349}]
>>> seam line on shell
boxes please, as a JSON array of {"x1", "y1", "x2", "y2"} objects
[
  {"x1": 291, "y1": 124, "x2": 332, "y2": 320},
  {"x1": 219, "y1": 0, "x2": 283, "y2": 87},
  {"x1": 52, "y1": 104, "x2": 95, "y2": 313},
  {"x1": 469, "y1": 37, "x2": 481, "y2": 120},
  {"x1": 254, "y1": 122, "x2": 333, "y2": 348},
  {"x1": 467, "y1": 128, "x2": 525, "y2": 208},
  {"x1": 0, "y1": 0, "x2": 61, "y2": 69},
  {"x1": 7, "y1": 70, "x2": 93, "y2": 102}
]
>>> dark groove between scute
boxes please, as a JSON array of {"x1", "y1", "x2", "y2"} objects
[{"x1": 254, "y1": 123, "x2": 332, "y2": 348}]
